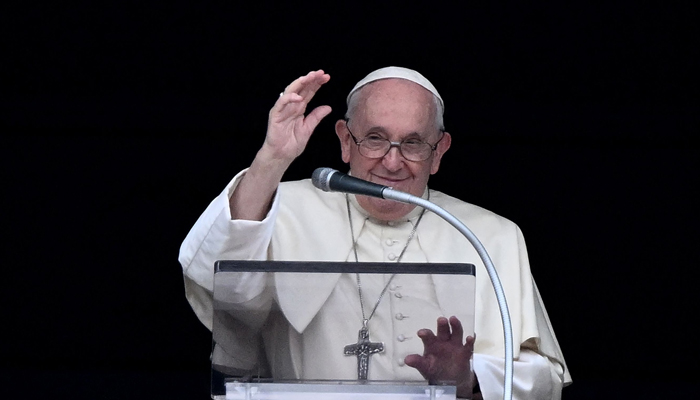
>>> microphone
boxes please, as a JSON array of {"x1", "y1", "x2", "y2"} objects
[
  {"x1": 311, "y1": 166, "x2": 515, "y2": 400},
  {"x1": 311, "y1": 168, "x2": 388, "y2": 199}
]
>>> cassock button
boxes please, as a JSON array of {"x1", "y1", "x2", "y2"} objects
[
  {"x1": 387, "y1": 253, "x2": 397, "y2": 261},
  {"x1": 385, "y1": 239, "x2": 394, "y2": 246},
  {"x1": 395, "y1": 313, "x2": 405, "y2": 320},
  {"x1": 397, "y1": 358, "x2": 406, "y2": 367},
  {"x1": 394, "y1": 292, "x2": 403, "y2": 298},
  {"x1": 397, "y1": 334, "x2": 406, "y2": 342}
]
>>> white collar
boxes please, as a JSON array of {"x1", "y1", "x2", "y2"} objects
[{"x1": 347, "y1": 186, "x2": 430, "y2": 225}]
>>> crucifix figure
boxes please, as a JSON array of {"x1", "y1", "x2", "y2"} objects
[{"x1": 344, "y1": 322, "x2": 384, "y2": 380}]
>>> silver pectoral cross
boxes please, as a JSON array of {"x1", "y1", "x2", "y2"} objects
[{"x1": 344, "y1": 324, "x2": 384, "y2": 380}]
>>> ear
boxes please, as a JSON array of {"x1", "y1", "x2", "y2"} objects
[
  {"x1": 430, "y1": 131, "x2": 451, "y2": 175},
  {"x1": 335, "y1": 119, "x2": 353, "y2": 164}
]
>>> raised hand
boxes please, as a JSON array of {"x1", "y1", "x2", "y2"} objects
[
  {"x1": 261, "y1": 70, "x2": 332, "y2": 163},
  {"x1": 229, "y1": 70, "x2": 331, "y2": 221},
  {"x1": 404, "y1": 316, "x2": 477, "y2": 399}
]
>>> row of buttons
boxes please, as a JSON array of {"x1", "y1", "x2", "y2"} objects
[
  {"x1": 391, "y1": 281, "x2": 409, "y2": 367},
  {"x1": 385, "y1": 237, "x2": 400, "y2": 261},
  {"x1": 386, "y1": 238, "x2": 399, "y2": 261}
]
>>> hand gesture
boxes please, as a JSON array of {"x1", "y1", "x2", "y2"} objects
[
  {"x1": 229, "y1": 70, "x2": 332, "y2": 221},
  {"x1": 262, "y1": 69, "x2": 332, "y2": 164},
  {"x1": 404, "y1": 316, "x2": 477, "y2": 398}
]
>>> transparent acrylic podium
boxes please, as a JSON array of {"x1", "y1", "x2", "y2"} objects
[{"x1": 212, "y1": 260, "x2": 476, "y2": 400}]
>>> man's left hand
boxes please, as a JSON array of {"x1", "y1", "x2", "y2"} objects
[{"x1": 404, "y1": 316, "x2": 477, "y2": 399}]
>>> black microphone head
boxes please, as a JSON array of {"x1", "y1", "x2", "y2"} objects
[{"x1": 311, "y1": 167, "x2": 338, "y2": 192}]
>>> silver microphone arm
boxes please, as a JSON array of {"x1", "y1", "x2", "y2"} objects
[{"x1": 383, "y1": 187, "x2": 514, "y2": 400}]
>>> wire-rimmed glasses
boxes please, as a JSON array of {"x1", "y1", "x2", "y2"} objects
[{"x1": 345, "y1": 119, "x2": 444, "y2": 162}]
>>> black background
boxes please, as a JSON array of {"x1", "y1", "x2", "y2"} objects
[{"x1": 2, "y1": 2, "x2": 698, "y2": 399}]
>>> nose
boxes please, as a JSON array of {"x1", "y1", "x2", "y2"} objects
[{"x1": 382, "y1": 145, "x2": 404, "y2": 171}]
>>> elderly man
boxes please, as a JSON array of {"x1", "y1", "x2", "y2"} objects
[{"x1": 179, "y1": 67, "x2": 571, "y2": 399}]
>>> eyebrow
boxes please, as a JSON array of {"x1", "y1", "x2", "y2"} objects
[{"x1": 365, "y1": 126, "x2": 425, "y2": 139}]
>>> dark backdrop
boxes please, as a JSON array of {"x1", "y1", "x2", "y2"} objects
[{"x1": 2, "y1": 2, "x2": 698, "y2": 399}]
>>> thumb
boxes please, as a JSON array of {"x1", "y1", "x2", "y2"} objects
[{"x1": 302, "y1": 105, "x2": 332, "y2": 133}]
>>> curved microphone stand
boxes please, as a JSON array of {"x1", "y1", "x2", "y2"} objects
[
  {"x1": 312, "y1": 167, "x2": 514, "y2": 400},
  {"x1": 382, "y1": 187, "x2": 514, "y2": 400}
]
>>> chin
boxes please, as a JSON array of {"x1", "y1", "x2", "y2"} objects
[{"x1": 362, "y1": 197, "x2": 415, "y2": 222}]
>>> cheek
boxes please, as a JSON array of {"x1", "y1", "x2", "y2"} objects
[
  {"x1": 412, "y1": 163, "x2": 431, "y2": 178},
  {"x1": 350, "y1": 157, "x2": 379, "y2": 177},
  {"x1": 411, "y1": 164, "x2": 433, "y2": 190}
]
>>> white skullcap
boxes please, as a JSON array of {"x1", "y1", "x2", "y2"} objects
[{"x1": 346, "y1": 66, "x2": 444, "y2": 109}]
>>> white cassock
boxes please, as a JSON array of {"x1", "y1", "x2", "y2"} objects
[{"x1": 179, "y1": 170, "x2": 572, "y2": 400}]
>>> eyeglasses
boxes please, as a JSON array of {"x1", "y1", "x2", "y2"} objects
[{"x1": 345, "y1": 119, "x2": 444, "y2": 162}]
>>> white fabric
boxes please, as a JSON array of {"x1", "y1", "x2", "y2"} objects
[
  {"x1": 179, "y1": 170, "x2": 572, "y2": 399},
  {"x1": 347, "y1": 66, "x2": 444, "y2": 109}
]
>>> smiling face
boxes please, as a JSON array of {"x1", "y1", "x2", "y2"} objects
[{"x1": 335, "y1": 78, "x2": 451, "y2": 221}]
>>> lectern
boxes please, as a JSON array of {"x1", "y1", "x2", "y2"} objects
[{"x1": 211, "y1": 260, "x2": 476, "y2": 399}]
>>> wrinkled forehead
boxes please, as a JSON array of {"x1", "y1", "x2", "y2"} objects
[
  {"x1": 352, "y1": 80, "x2": 439, "y2": 134},
  {"x1": 358, "y1": 79, "x2": 436, "y2": 112}
]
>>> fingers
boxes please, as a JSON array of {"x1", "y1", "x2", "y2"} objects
[
  {"x1": 419, "y1": 316, "x2": 468, "y2": 345},
  {"x1": 465, "y1": 334, "x2": 476, "y2": 352},
  {"x1": 271, "y1": 70, "x2": 330, "y2": 123},
  {"x1": 435, "y1": 316, "x2": 452, "y2": 341},
  {"x1": 416, "y1": 316, "x2": 453, "y2": 347},
  {"x1": 276, "y1": 92, "x2": 303, "y2": 104},
  {"x1": 416, "y1": 327, "x2": 438, "y2": 348},
  {"x1": 271, "y1": 92, "x2": 305, "y2": 121},
  {"x1": 282, "y1": 70, "x2": 330, "y2": 102},
  {"x1": 448, "y1": 316, "x2": 464, "y2": 343},
  {"x1": 403, "y1": 354, "x2": 431, "y2": 378},
  {"x1": 272, "y1": 92, "x2": 304, "y2": 117},
  {"x1": 303, "y1": 105, "x2": 333, "y2": 132}
]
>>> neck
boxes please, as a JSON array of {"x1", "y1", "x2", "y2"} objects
[{"x1": 350, "y1": 196, "x2": 428, "y2": 224}]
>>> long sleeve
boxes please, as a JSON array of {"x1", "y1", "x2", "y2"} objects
[
  {"x1": 178, "y1": 169, "x2": 280, "y2": 330},
  {"x1": 474, "y1": 349, "x2": 566, "y2": 400},
  {"x1": 178, "y1": 177, "x2": 571, "y2": 392}
]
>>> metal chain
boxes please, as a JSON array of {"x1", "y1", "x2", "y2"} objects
[{"x1": 345, "y1": 194, "x2": 427, "y2": 324}]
